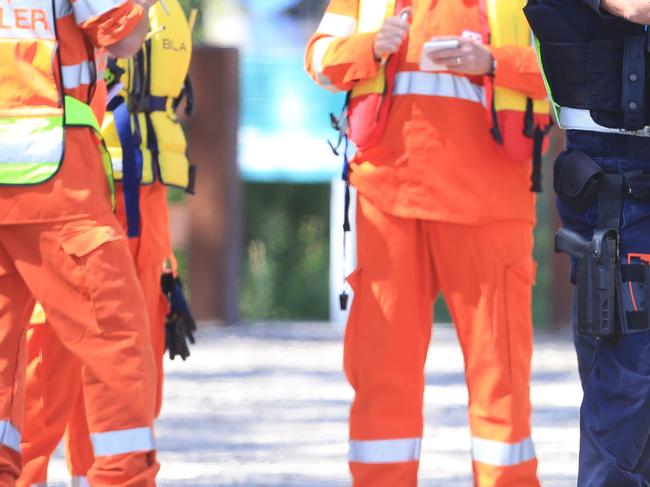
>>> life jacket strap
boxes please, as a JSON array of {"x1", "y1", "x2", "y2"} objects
[{"x1": 113, "y1": 98, "x2": 142, "y2": 238}]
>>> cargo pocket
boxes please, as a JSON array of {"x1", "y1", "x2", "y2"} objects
[
  {"x1": 343, "y1": 267, "x2": 363, "y2": 389},
  {"x1": 503, "y1": 258, "x2": 536, "y2": 384},
  {"x1": 58, "y1": 222, "x2": 124, "y2": 338}
]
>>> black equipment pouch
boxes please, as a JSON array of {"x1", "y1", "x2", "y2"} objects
[
  {"x1": 619, "y1": 257, "x2": 650, "y2": 334},
  {"x1": 554, "y1": 150, "x2": 604, "y2": 212}
]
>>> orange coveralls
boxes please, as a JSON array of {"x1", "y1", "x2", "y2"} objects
[
  {"x1": 306, "y1": 1, "x2": 548, "y2": 486},
  {"x1": 18, "y1": 184, "x2": 170, "y2": 487},
  {"x1": 0, "y1": 2, "x2": 159, "y2": 486}
]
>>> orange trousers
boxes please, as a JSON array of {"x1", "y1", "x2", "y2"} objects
[
  {"x1": 346, "y1": 195, "x2": 539, "y2": 487},
  {"x1": 0, "y1": 215, "x2": 159, "y2": 486},
  {"x1": 18, "y1": 185, "x2": 169, "y2": 486}
]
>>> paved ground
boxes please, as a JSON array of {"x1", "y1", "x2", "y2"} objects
[{"x1": 45, "y1": 322, "x2": 581, "y2": 486}]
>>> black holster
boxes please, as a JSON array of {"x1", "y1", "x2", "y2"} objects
[{"x1": 555, "y1": 152, "x2": 650, "y2": 336}]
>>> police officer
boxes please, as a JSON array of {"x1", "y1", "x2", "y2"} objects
[{"x1": 525, "y1": 1, "x2": 650, "y2": 485}]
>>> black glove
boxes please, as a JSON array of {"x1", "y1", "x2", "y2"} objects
[{"x1": 161, "y1": 272, "x2": 197, "y2": 361}]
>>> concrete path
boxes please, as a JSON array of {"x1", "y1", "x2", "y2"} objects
[{"x1": 45, "y1": 322, "x2": 581, "y2": 486}]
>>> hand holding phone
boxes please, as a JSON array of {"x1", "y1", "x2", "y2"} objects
[
  {"x1": 419, "y1": 39, "x2": 460, "y2": 71},
  {"x1": 419, "y1": 35, "x2": 493, "y2": 76}
]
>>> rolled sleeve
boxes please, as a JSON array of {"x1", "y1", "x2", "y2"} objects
[{"x1": 79, "y1": 1, "x2": 145, "y2": 48}]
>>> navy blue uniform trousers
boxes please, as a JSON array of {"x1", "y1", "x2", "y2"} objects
[{"x1": 558, "y1": 130, "x2": 650, "y2": 487}]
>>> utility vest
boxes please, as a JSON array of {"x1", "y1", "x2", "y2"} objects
[
  {"x1": 102, "y1": 0, "x2": 194, "y2": 191},
  {"x1": 0, "y1": 0, "x2": 107, "y2": 186},
  {"x1": 347, "y1": 0, "x2": 552, "y2": 188},
  {"x1": 524, "y1": 0, "x2": 650, "y2": 135}
]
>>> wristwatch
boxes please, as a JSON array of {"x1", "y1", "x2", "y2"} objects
[{"x1": 488, "y1": 55, "x2": 497, "y2": 77}]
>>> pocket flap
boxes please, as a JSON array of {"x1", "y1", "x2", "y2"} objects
[{"x1": 60, "y1": 225, "x2": 122, "y2": 258}]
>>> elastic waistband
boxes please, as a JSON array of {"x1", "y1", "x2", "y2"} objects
[{"x1": 567, "y1": 130, "x2": 650, "y2": 161}]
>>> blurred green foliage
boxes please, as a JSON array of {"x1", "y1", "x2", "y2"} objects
[{"x1": 241, "y1": 183, "x2": 330, "y2": 320}]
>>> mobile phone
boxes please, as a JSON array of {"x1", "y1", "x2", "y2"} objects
[{"x1": 419, "y1": 39, "x2": 461, "y2": 72}]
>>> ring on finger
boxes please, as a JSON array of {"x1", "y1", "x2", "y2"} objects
[{"x1": 456, "y1": 57, "x2": 462, "y2": 65}]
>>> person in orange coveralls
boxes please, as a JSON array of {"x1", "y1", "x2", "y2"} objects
[
  {"x1": 17, "y1": 2, "x2": 196, "y2": 484},
  {"x1": 306, "y1": 0, "x2": 549, "y2": 485},
  {"x1": 17, "y1": 0, "x2": 194, "y2": 487},
  {"x1": 0, "y1": 0, "x2": 161, "y2": 485}
]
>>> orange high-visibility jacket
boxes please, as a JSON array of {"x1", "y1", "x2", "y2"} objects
[
  {"x1": 0, "y1": 0, "x2": 144, "y2": 224},
  {"x1": 305, "y1": 0, "x2": 549, "y2": 224}
]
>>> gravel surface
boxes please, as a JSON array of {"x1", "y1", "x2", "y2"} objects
[{"x1": 44, "y1": 322, "x2": 581, "y2": 486}]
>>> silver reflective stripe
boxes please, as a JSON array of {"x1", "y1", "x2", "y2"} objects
[
  {"x1": 558, "y1": 107, "x2": 650, "y2": 137},
  {"x1": 62, "y1": 61, "x2": 95, "y2": 90},
  {"x1": 111, "y1": 157, "x2": 123, "y2": 173},
  {"x1": 349, "y1": 438, "x2": 422, "y2": 464},
  {"x1": 91, "y1": 426, "x2": 155, "y2": 457},
  {"x1": 31, "y1": 483, "x2": 47, "y2": 487},
  {"x1": 311, "y1": 37, "x2": 340, "y2": 93},
  {"x1": 472, "y1": 436, "x2": 536, "y2": 467},
  {"x1": 0, "y1": 420, "x2": 21, "y2": 452},
  {"x1": 0, "y1": 118, "x2": 63, "y2": 164},
  {"x1": 55, "y1": 0, "x2": 73, "y2": 19},
  {"x1": 72, "y1": 0, "x2": 125, "y2": 24},
  {"x1": 71, "y1": 476, "x2": 90, "y2": 487},
  {"x1": 393, "y1": 71, "x2": 486, "y2": 106},
  {"x1": 312, "y1": 37, "x2": 335, "y2": 76},
  {"x1": 316, "y1": 13, "x2": 357, "y2": 37}
]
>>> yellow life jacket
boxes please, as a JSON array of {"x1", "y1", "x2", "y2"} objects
[
  {"x1": 345, "y1": 0, "x2": 399, "y2": 149},
  {"x1": 351, "y1": 0, "x2": 395, "y2": 99},
  {"x1": 478, "y1": 0, "x2": 552, "y2": 187},
  {"x1": 483, "y1": 0, "x2": 549, "y2": 122},
  {"x1": 102, "y1": 0, "x2": 194, "y2": 190}
]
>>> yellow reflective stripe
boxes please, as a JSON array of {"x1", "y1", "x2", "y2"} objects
[
  {"x1": 91, "y1": 426, "x2": 155, "y2": 457},
  {"x1": 349, "y1": 438, "x2": 422, "y2": 464},
  {"x1": 0, "y1": 162, "x2": 60, "y2": 183},
  {"x1": 72, "y1": 0, "x2": 126, "y2": 24},
  {"x1": 316, "y1": 13, "x2": 357, "y2": 37},
  {"x1": 472, "y1": 436, "x2": 536, "y2": 467}
]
